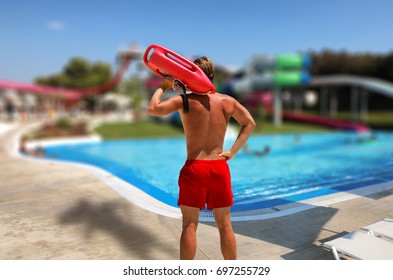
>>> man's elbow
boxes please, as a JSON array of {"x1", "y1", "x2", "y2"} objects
[
  {"x1": 147, "y1": 108, "x2": 157, "y2": 116},
  {"x1": 248, "y1": 119, "x2": 256, "y2": 131},
  {"x1": 241, "y1": 119, "x2": 256, "y2": 134},
  {"x1": 147, "y1": 103, "x2": 158, "y2": 115},
  {"x1": 147, "y1": 107, "x2": 165, "y2": 116}
]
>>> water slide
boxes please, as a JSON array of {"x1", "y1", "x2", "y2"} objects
[
  {"x1": 281, "y1": 110, "x2": 369, "y2": 132},
  {"x1": 0, "y1": 46, "x2": 141, "y2": 102},
  {"x1": 301, "y1": 75, "x2": 393, "y2": 132},
  {"x1": 0, "y1": 80, "x2": 82, "y2": 101},
  {"x1": 310, "y1": 75, "x2": 393, "y2": 99},
  {"x1": 229, "y1": 51, "x2": 393, "y2": 132},
  {"x1": 258, "y1": 98, "x2": 368, "y2": 132},
  {"x1": 236, "y1": 74, "x2": 393, "y2": 132},
  {"x1": 82, "y1": 48, "x2": 141, "y2": 96}
]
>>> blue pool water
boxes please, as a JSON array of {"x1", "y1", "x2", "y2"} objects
[{"x1": 44, "y1": 132, "x2": 393, "y2": 211}]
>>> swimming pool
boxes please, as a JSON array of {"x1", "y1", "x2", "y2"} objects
[{"x1": 43, "y1": 131, "x2": 393, "y2": 216}]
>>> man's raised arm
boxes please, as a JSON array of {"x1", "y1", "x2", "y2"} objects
[{"x1": 148, "y1": 78, "x2": 183, "y2": 116}]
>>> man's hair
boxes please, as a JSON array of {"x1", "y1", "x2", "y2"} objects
[{"x1": 194, "y1": 56, "x2": 214, "y2": 82}]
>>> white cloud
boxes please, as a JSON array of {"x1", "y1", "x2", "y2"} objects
[{"x1": 47, "y1": 21, "x2": 65, "y2": 31}]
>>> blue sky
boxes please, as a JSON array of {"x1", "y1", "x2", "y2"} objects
[{"x1": 1, "y1": 0, "x2": 393, "y2": 83}]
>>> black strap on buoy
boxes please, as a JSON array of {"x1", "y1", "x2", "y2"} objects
[{"x1": 178, "y1": 81, "x2": 189, "y2": 113}]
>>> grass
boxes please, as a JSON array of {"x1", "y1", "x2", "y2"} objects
[
  {"x1": 251, "y1": 117, "x2": 330, "y2": 134},
  {"x1": 93, "y1": 120, "x2": 184, "y2": 139},
  {"x1": 338, "y1": 111, "x2": 393, "y2": 129},
  {"x1": 94, "y1": 117, "x2": 330, "y2": 139},
  {"x1": 93, "y1": 110, "x2": 393, "y2": 139}
]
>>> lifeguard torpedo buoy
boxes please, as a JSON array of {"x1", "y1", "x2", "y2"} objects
[{"x1": 143, "y1": 44, "x2": 216, "y2": 94}]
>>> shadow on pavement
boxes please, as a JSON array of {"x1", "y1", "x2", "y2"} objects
[{"x1": 57, "y1": 199, "x2": 178, "y2": 259}]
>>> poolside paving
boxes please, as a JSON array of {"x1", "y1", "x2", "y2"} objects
[{"x1": 1, "y1": 123, "x2": 393, "y2": 260}]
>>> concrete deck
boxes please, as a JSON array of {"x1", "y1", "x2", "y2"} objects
[{"x1": 1, "y1": 123, "x2": 393, "y2": 260}]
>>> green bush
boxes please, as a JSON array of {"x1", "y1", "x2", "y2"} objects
[{"x1": 55, "y1": 117, "x2": 72, "y2": 130}]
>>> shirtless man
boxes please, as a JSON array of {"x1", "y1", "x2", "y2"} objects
[{"x1": 148, "y1": 56, "x2": 255, "y2": 260}]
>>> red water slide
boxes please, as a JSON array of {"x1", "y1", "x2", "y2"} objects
[
  {"x1": 0, "y1": 46, "x2": 141, "y2": 101},
  {"x1": 255, "y1": 92, "x2": 369, "y2": 132},
  {"x1": 282, "y1": 110, "x2": 369, "y2": 132},
  {"x1": 82, "y1": 47, "x2": 140, "y2": 96},
  {"x1": 0, "y1": 80, "x2": 82, "y2": 101}
]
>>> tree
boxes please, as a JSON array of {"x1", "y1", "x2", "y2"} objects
[
  {"x1": 35, "y1": 57, "x2": 113, "y2": 111},
  {"x1": 35, "y1": 57, "x2": 112, "y2": 89},
  {"x1": 309, "y1": 49, "x2": 393, "y2": 81}
]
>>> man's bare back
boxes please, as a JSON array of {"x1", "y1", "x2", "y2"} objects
[
  {"x1": 180, "y1": 93, "x2": 233, "y2": 160},
  {"x1": 148, "y1": 81, "x2": 255, "y2": 161}
]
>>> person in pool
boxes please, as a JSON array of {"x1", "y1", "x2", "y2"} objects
[
  {"x1": 148, "y1": 56, "x2": 255, "y2": 260},
  {"x1": 243, "y1": 144, "x2": 271, "y2": 156},
  {"x1": 19, "y1": 136, "x2": 45, "y2": 157}
]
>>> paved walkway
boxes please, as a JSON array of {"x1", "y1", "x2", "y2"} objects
[{"x1": 1, "y1": 123, "x2": 393, "y2": 260}]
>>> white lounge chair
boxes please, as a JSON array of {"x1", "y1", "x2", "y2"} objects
[
  {"x1": 361, "y1": 218, "x2": 393, "y2": 240},
  {"x1": 323, "y1": 231, "x2": 393, "y2": 260}
]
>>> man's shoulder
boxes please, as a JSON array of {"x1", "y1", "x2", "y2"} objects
[{"x1": 214, "y1": 92, "x2": 236, "y2": 102}]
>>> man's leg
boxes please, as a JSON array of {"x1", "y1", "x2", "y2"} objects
[
  {"x1": 180, "y1": 205, "x2": 200, "y2": 260},
  {"x1": 213, "y1": 207, "x2": 237, "y2": 260}
]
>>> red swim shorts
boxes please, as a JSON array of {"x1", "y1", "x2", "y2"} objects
[{"x1": 177, "y1": 159, "x2": 233, "y2": 210}]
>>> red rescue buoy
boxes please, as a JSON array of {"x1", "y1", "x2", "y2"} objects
[{"x1": 143, "y1": 44, "x2": 216, "y2": 94}]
